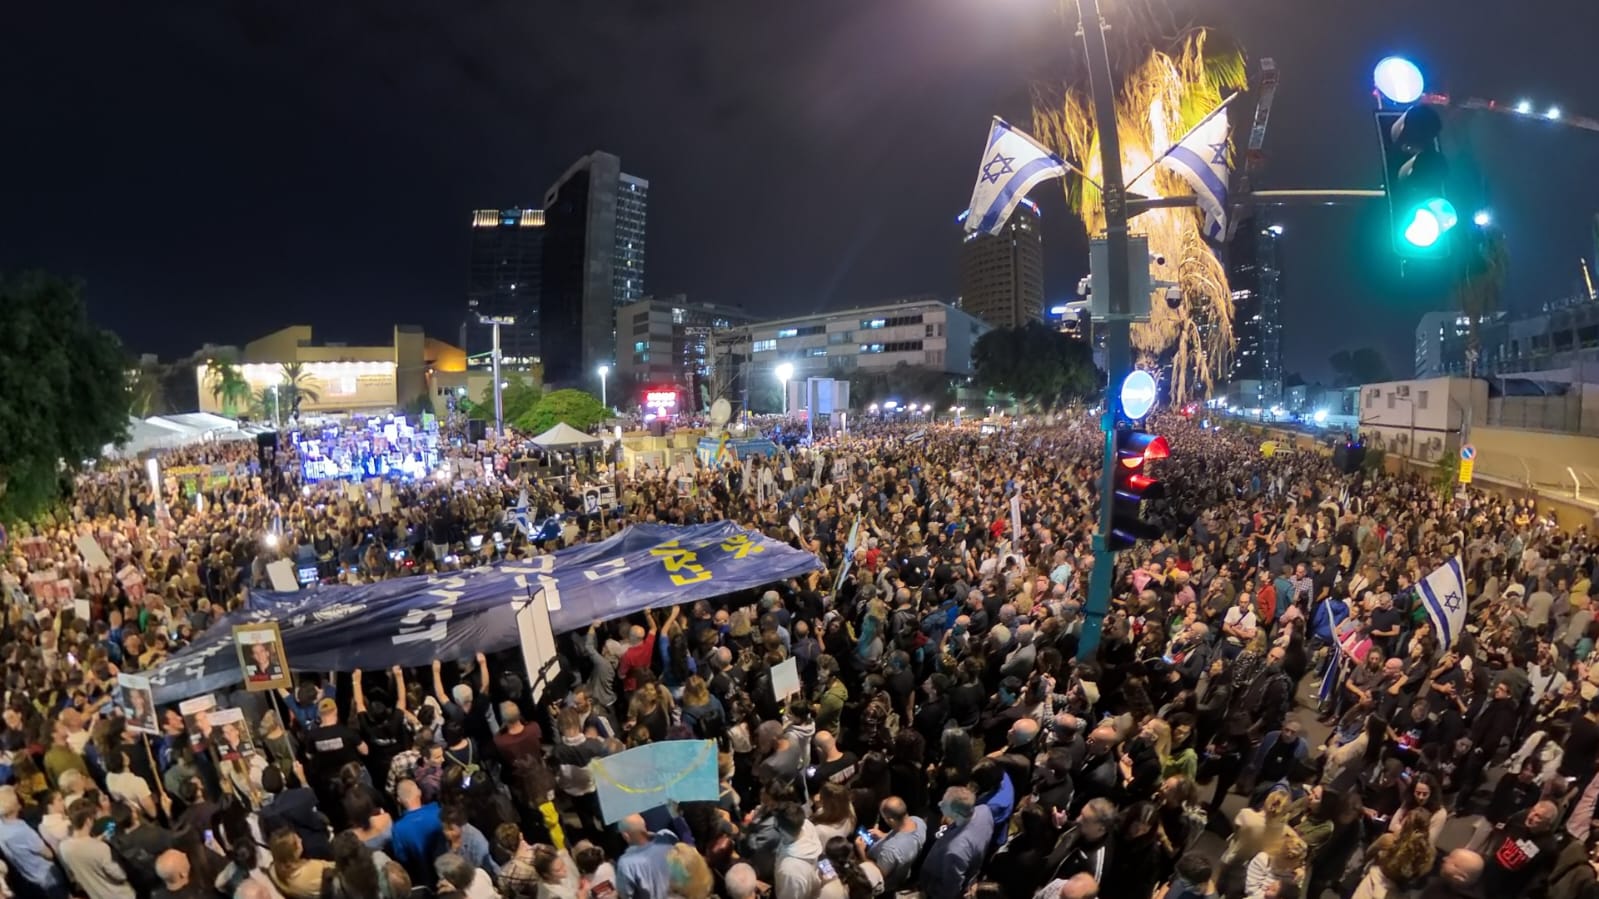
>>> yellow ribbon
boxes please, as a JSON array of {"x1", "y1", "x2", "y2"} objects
[{"x1": 588, "y1": 739, "x2": 715, "y2": 794}]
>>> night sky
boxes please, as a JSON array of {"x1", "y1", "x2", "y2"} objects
[{"x1": 5, "y1": 0, "x2": 1597, "y2": 382}]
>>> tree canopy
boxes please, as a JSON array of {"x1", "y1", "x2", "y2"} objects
[
  {"x1": 515, "y1": 388, "x2": 608, "y2": 435},
  {"x1": 1327, "y1": 347, "x2": 1394, "y2": 387},
  {"x1": 848, "y1": 363, "x2": 957, "y2": 412},
  {"x1": 467, "y1": 372, "x2": 542, "y2": 425},
  {"x1": 0, "y1": 273, "x2": 130, "y2": 523},
  {"x1": 972, "y1": 322, "x2": 1100, "y2": 408}
]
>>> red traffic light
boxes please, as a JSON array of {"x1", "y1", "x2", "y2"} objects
[{"x1": 1118, "y1": 432, "x2": 1170, "y2": 467}]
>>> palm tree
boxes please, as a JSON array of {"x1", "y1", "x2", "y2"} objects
[
  {"x1": 1032, "y1": 23, "x2": 1247, "y2": 401},
  {"x1": 247, "y1": 386, "x2": 283, "y2": 424},
  {"x1": 126, "y1": 359, "x2": 168, "y2": 418},
  {"x1": 279, "y1": 361, "x2": 320, "y2": 417},
  {"x1": 203, "y1": 359, "x2": 251, "y2": 417}
]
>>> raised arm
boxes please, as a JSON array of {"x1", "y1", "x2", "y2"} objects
[
  {"x1": 476, "y1": 652, "x2": 490, "y2": 695},
  {"x1": 352, "y1": 669, "x2": 367, "y2": 715},
  {"x1": 432, "y1": 659, "x2": 451, "y2": 708}
]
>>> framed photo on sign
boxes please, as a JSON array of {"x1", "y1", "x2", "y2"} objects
[
  {"x1": 233, "y1": 622, "x2": 292, "y2": 692},
  {"x1": 116, "y1": 673, "x2": 159, "y2": 735}
]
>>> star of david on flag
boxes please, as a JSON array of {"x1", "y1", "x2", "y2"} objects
[
  {"x1": 504, "y1": 489, "x2": 533, "y2": 538},
  {"x1": 964, "y1": 117, "x2": 1072, "y2": 236},
  {"x1": 1158, "y1": 110, "x2": 1233, "y2": 241},
  {"x1": 1417, "y1": 556, "x2": 1468, "y2": 651}
]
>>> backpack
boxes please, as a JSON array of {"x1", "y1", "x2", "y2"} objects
[{"x1": 684, "y1": 704, "x2": 727, "y2": 744}]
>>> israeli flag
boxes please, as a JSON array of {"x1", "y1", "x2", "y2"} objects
[
  {"x1": 1417, "y1": 556, "x2": 1468, "y2": 651},
  {"x1": 964, "y1": 117, "x2": 1071, "y2": 236},
  {"x1": 1158, "y1": 111, "x2": 1232, "y2": 241},
  {"x1": 505, "y1": 489, "x2": 533, "y2": 538}
]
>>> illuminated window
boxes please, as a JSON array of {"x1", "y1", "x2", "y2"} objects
[
  {"x1": 633, "y1": 341, "x2": 647, "y2": 352},
  {"x1": 753, "y1": 339, "x2": 777, "y2": 352},
  {"x1": 777, "y1": 328, "x2": 798, "y2": 339}
]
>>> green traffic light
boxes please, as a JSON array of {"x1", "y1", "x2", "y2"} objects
[{"x1": 1400, "y1": 198, "x2": 1457, "y2": 249}]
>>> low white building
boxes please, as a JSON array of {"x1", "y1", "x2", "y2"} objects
[{"x1": 1357, "y1": 376, "x2": 1487, "y2": 463}]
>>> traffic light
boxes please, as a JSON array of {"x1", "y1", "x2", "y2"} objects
[
  {"x1": 1376, "y1": 104, "x2": 1456, "y2": 258},
  {"x1": 1110, "y1": 428, "x2": 1169, "y2": 551}
]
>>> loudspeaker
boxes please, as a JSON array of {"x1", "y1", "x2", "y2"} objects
[
  {"x1": 256, "y1": 431, "x2": 279, "y2": 470},
  {"x1": 1333, "y1": 442, "x2": 1366, "y2": 474},
  {"x1": 467, "y1": 419, "x2": 487, "y2": 443}
]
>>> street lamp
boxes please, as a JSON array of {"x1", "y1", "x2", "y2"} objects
[
  {"x1": 477, "y1": 314, "x2": 515, "y2": 437},
  {"x1": 774, "y1": 362, "x2": 794, "y2": 414},
  {"x1": 597, "y1": 364, "x2": 610, "y2": 409}
]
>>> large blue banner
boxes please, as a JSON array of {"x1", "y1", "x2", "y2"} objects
[{"x1": 147, "y1": 522, "x2": 820, "y2": 704}]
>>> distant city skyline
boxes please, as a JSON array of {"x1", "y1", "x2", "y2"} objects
[{"x1": 4, "y1": 1, "x2": 1598, "y2": 383}]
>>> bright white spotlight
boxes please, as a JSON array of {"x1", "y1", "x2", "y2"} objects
[
  {"x1": 1373, "y1": 57, "x2": 1424, "y2": 104},
  {"x1": 1473, "y1": 210, "x2": 1492, "y2": 227},
  {"x1": 1515, "y1": 100, "x2": 1532, "y2": 114},
  {"x1": 1547, "y1": 106, "x2": 1562, "y2": 120},
  {"x1": 1312, "y1": 409, "x2": 1329, "y2": 424},
  {"x1": 1267, "y1": 224, "x2": 1285, "y2": 236}
]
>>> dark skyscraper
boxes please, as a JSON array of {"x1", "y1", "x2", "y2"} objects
[
  {"x1": 466, "y1": 208, "x2": 544, "y2": 369},
  {"x1": 540, "y1": 151, "x2": 649, "y2": 388},
  {"x1": 1228, "y1": 215, "x2": 1284, "y2": 405},
  {"x1": 957, "y1": 198, "x2": 1044, "y2": 329}
]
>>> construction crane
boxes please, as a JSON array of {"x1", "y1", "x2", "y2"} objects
[{"x1": 1228, "y1": 57, "x2": 1278, "y2": 232}]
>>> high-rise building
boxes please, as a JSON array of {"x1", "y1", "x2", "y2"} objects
[
  {"x1": 1227, "y1": 216, "x2": 1284, "y2": 405},
  {"x1": 466, "y1": 208, "x2": 544, "y2": 369},
  {"x1": 957, "y1": 198, "x2": 1044, "y2": 329},
  {"x1": 615, "y1": 295, "x2": 757, "y2": 410},
  {"x1": 540, "y1": 152, "x2": 649, "y2": 388}
]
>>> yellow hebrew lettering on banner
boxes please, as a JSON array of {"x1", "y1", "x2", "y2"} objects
[
  {"x1": 648, "y1": 539, "x2": 713, "y2": 586},
  {"x1": 719, "y1": 534, "x2": 766, "y2": 560}
]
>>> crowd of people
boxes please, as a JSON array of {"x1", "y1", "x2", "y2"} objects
[{"x1": 2, "y1": 410, "x2": 1598, "y2": 899}]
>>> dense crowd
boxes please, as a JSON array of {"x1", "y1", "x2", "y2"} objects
[{"x1": 2, "y1": 411, "x2": 1598, "y2": 899}]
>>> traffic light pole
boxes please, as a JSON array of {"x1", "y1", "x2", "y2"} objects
[{"x1": 1077, "y1": 0, "x2": 1131, "y2": 662}]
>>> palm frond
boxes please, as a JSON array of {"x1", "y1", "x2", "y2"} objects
[{"x1": 1031, "y1": 25, "x2": 1245, "y2": 401}]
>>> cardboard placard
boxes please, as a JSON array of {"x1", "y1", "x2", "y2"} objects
[
  {"x1": 771, "y1": 656, "x2": 801, "y2": 702},
  {"x1": 178, "y1": 695, "x2": 217, "y2": 751},
  {"x1": 76, "y1": 535, "x2": 113, "y2": 570},
  {"x1": 117, "y1": 673, "x2": 160, "y2": 735},
  {"x1": 266, "y1": 559, "x2": 300, "y2": 593},
  {"x1": 233, "y1": 622, "x2": 293, "y2": 692},
  {"x1": 209, "y1": 707, "x2": 258, "y2": 762}
]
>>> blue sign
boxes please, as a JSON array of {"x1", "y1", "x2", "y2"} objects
[
  {"x1": 1120, "y1": 370, "x2": 1158, "y2": 420},
  {"x1": 147, "y1": 523, "x2": 822, "y2": 704}
]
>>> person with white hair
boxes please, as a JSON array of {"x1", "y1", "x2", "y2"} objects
[
  {"x1": 0, "y1": 785, "x2": 67, "y2": 899},
  {"x1": 615, "y1": 814, "x2": 676, "y2": 899},
  {"x1": 1001, "y1": 624, "x2": 1037, "y2": 679},
  {"x1": 723, "y1": 862, "x2": 762, "y2": 899}
]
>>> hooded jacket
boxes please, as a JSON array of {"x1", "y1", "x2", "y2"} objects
[{"x1": 774, "y1": 820, "x2": 824, "y2": 899}]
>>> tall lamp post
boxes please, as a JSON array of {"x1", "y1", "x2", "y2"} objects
[
  {"x1": 1076, "y1": 0, "x2": 1136, "y2": 661},
  {"x1": 598, "y1": 364, "x2": 610, "y2": 410},
  {"x1": 477, "y1": 314, "x2": 515, "y2": 437},
  {"x1": 775, "y1": 363, "x2": 794, "y2": 414}
]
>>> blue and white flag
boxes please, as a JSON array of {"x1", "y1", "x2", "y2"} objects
[
  {"x1": 505, "y1": 489, "x2": 532, "y2": 538},
  {"x1": 1159, "y1": 111, "x2": 1232, "y2": 240},
  {"x1": 964, "y1": 117, "x2": 1071, "y2": 236},
  {"x1": 1417, "y1": 556, "x2": 1468, "y2": 651}
]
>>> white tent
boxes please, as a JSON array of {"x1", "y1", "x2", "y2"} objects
[
  {"x1": 104, "y1": 416, "x2": 191, "y2": 458},
  {"x1": 531, "y1": 422, "x2": 603, "y2": 449}
]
